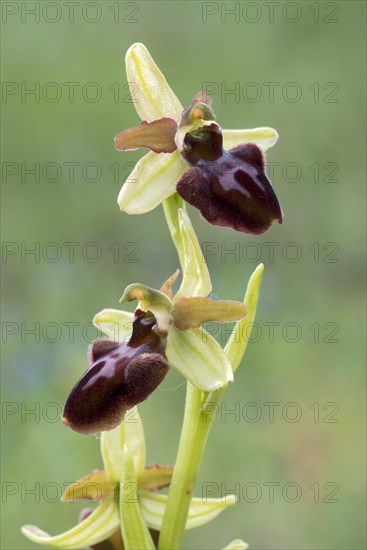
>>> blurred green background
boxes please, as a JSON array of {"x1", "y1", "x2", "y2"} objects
[{"x1": 1, "y1": 1, "x2": 366, "y2": 549}]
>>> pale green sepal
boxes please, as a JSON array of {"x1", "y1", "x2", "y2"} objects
[
  {"x1": 224, "y1": 264, "x2": 264, "y2": 373},
  {"x1": 222, "y1": 539, "x2": 249, "y2": 550},
  {"x1": 21, "y1": 494, "x2": 119, "y2": 549},
  {"x1": 167, "y1": 325, "x2": 233, "y2": 391},
  {"x1": 125, "y1": 43, "x2": 183, "y2": 122},
  {"x1": 93, "y1": 308, "x2": 133, "y2": 342},
  {"x1": 173, "y1": 297, "x2": 247, "y2": 330},
  {"x1": 174, "y1": 209, "x2": 212, "y2": 300},
  {"x1": 222, "y1": 127, "x2": 279, "y2": 151},
  {"x1": 118, "y1": 150, "x2": 186, "y2": 214},
  {"x1": 119, "y1": 445, "x2": 155, "y2": 550},
  {"x1": 101, "y1": 406, "x2": 145, "y2": 483},
  {"x1": 139, "y1": 489, "x2": 236, "y2": 530}
]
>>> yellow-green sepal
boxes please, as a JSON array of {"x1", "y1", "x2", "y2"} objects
[
  {"x1": 125, "y1": 43, "x2": 183, "y2": 122},
  {"x1": 117, "y1": 150, "x2": 186, "y2": 215},
  {"x1": 93, "y1": 308, "x2": 133, "y2": 342},
  {"x1": 166, "y1": 326, "x2": 233, "y2": 391},
  {"x1": 223, "y1": 127, "x2": 279, "y2": 151},
  {"x1": 139, "y1": 489, "x2": 236, "y2": 530},
  {"x1": 21, "y1": 493, "x2": 119, "y2": 549}
]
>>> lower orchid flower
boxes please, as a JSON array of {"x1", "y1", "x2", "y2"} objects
[
  {"x1": 115, "y1": 42, "x2": 282, "y2": 234},
  {"x1": 22, "y1": 408, "x2": 237, "y2": 549}
]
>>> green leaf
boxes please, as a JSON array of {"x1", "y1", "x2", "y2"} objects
[
  {"x1": 21, "y1": 494, "x2": 119, "y2": 549},
  {"x1": 224, "y1": 264, "x2": 264, "y2": 373},
  {"x1": 174, "y1": 209, "x2": 212, "y2": 300},
  {"x1": 166, "y1": 325, "x2": 233, "y2": 391},
  {"x1": 173, "y1": 297, "x2": 247, "y2": 330},
  {"x1": 222, "y1": 127, "x2": 279, "y2": 151},
  {"x1": 118, "y1": 150, "x2": 186, "y2": 215},
  {"x1": 93, "y1": 308, "x2": 133, "y2": 342},
  {"x1": 139, "y1": 489, "x2": 236, "y2": 530},
  {"x1": 101, "y1": 406, "x2": 146, "y2": 483},
  {"x1": 125, "y1": 42, "x2": 183, "y2": 122},
  {"x1": 222, "y1": 539, "x2": 249, "y2": 550},
  {"x1": 119, "y1": 445, "x2": 155, "y2": 550}
]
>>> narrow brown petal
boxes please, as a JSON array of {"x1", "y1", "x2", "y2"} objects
[
  {"x1": 61, "y1": 470, "x2": 113, "y2": 502},
  {"x1": 173, "y1": 297, "x2": 247, "y2": 330},
  {"x1": 114, "y1": 118, "x2": 177, "y2": 153},
  {"x1": 192, "y1": 91, "x2": 213, "y2": 106},
  {"x1": 160, "y1": 269, "x2": 180, "y2": 299},
  {"x1": 138, "y1": 465, "x2": 174, "y2": 491}
]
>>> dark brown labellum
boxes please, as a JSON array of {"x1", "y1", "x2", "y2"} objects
[
  {"x1": 177, "y1": 128, "x2": 283, "y2": 235},
  {"x1": 62, "y1": 311, "x2": 168, "y2": 435}
]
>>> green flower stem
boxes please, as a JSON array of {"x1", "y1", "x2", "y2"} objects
[
  {"x1": 158, "y1": 383, "x2": 225, "y2": 549},
  {"x1": 162, "y1": 194, "x2": 186, "y2": 269},
  {"x1": 159, "y1": 197, "x2": 263, "y2": 549},
  {"x1": 159, "y1": 195, "x2": 225, "y2": 549}
]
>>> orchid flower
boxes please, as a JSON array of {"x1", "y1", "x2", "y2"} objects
[
  {"x1": 116, "y1": 43, "x2": 282, "y2": 234},
  {"x1": 61, "y1": 210, "x2": 249, "y2": 435},
  {"x1": 22, "y1": 408, "x2": 237, "y2": 549}
]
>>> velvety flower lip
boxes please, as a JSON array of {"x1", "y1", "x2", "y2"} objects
[
  {"x1": 177, "y1": 127, "x2": 283, "y2": 234},
  {"x1": 62, "y1": 310, "x2": 169, "y2": 435},
  {"x1": 115, "y1": 42, "x2": 281, "y2": 228}
]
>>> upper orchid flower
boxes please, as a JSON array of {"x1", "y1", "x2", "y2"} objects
[
  {"x1": 62, "y1": 210, "x2": 248, "y2": 435},
  {"x1": 116, "y1": 43, "x2": 282, "y2": 234}
]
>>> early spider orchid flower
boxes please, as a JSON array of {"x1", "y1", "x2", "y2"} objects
[
  {"x1": 62, "y1": 210, "x2": 248, "y2": 435},
  {"x1": 23, "y1": 408, "x2": 238, "y2": 549},
  {"x1": 116, "y1": 43, "x2": 282, "y2": 234}
]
